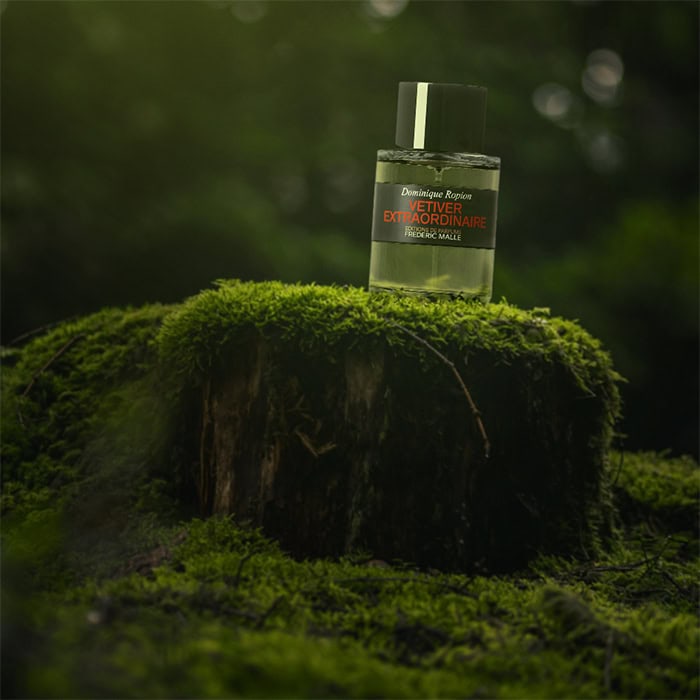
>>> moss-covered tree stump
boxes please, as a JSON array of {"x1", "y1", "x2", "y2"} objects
[{"x1": 159, "y1": 281, "x2": 620, "y2": 571}]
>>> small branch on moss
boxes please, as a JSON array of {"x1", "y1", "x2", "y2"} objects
[
  {"x1": 589, "y1": 561, "x2": 647, "y2": 573},
  {"x1": 232, "y1": 550, "x2": 255, "y2": 590},
  {"x1": 386, "y1": 319, "x2": 490, "y2": 459},
  {"x1": 255, "y1": 595, "x2": 285, "y2": 629},
  {"x1": 17, "y1": 333, "x2": 87, "y2": 424},
  {"x1": 20, "y1": 334, "x2": 86, "y2": 398},
  {"x1": 660, "y1": 569, "x2": 689, "y2": 597},
  {"x1": 333, "y1": 575, "x2": 476, "y2": 598},
  {"x1": 9, "y1": 315, "x2": 81, "y2": 346},
  {"x1": 611, "y1": 450, "x2": 624, "y2": 487}
]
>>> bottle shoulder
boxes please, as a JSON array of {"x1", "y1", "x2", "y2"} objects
[{"x1": 377, "y1": 148, "x2": 500, "y2": 170}]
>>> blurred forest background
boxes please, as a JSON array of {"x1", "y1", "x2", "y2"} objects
[{"x1": 1, "y1": 0, "x2": 698, "y2": 457}]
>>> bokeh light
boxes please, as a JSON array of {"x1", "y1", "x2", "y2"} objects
[
  {"x1": 230, "y1": 0, "x2": 267, "y2": 24},
  {"x1": 579, "y1": 127, "x2": 625, "y2": 173},
  {"x1": 532, "y1": 83, "x2": 574, "y2": 121},
  {"x1": 364, "y1": 0, "x2": 409, "y2": 20},
  {"x1": 582, "y1": 48, "x2": 624, "y2": 105}
]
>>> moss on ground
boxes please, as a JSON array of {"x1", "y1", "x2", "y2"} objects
[
  {"x1": 6, "y1": 510, "x2": 698, "y2": 699},
  {"x1": 2, "y1": 283, "x2": 697, "y2": 699},
  {"x1": 1, "y1": 304, "x2": 184, "y2": 587},
  {"x1": 613, "y1": 450, "x2": 699, "y2": 534}
]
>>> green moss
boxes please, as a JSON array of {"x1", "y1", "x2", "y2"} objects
[
  {"x1": 613, "y1": 451, "x2": 699, "y2": 533},
  {"x1": 2, "y1": 305, "x2": 172, "y2": 489},
  {"x1": 11, "y1": 515, "x2": 698, "y2": 699},
  {"x1": 159, "y1": 281, "x2": 621, "y2": 402},
  {"x1": 2, "y1": 284, "x2": 696, "y2": 698},
  {"x1": 1, "y1": 304, "x2": 184, "y2": 585}
]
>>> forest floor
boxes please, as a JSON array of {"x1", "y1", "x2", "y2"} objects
[
  {"x1": 3, "y1": 449, "x2": 698, "y2": 699},
  {"x1": 2, "y1": 288, "x2": 698, "y2": 699}
]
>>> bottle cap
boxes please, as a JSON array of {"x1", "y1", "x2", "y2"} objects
[{"x1": 395, "y1": 81, "x2": 487, "y2": 153}]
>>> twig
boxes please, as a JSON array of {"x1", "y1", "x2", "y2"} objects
[
  {"x1": 386, "y1": 319, "x2": 490, "y2": 459},
  {"x1": 255, "y1": 595, "x2": 285, "y2": 629},
  {"x1": 20, "y1": 334, "x2": 85, "y2": 398},
  {"x1": 660, "y1": 569, "x2": 688, "y2": 596},
  {"x1": 589, "y1": 561, "x2": 646, "y2": 573},
  {"x1": 611, "y1": 450, "x2": 624, "y2": 487},
  {"x1": 8, "y1": 315, "x2": 81, "y2": 346},
  {"x1": 294, "y1": 429, "x2": 336, "y2": 458},
  {"x1": 333, "y1": 575, "x2": 475, "y2": 597},
  {"x1": 232, "y1": 551, "x2": 255, "y2": 590}
]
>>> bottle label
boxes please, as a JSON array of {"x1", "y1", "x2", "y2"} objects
[{"x1": 371, "y1": 183, "x2": 497, "y2": 249}]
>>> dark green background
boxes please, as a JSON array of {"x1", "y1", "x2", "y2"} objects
[{"x1": 2, "y1": 0, "x2": 697, "y2": 456}]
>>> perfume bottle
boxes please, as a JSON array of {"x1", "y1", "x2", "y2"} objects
[{"x1": 369, "y1": 82, "x2": 500, "y2": 302}]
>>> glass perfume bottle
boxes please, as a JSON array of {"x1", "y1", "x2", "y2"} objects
[{"x1": 369, "y1": 82, "x2": 500, "y2": 302}]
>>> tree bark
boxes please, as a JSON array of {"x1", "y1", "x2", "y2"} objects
[{"x1": 195, "y1": 327, "x2": 613, "y2": 573}]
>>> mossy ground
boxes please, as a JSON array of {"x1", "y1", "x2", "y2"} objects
[
  {"x1": 4, "y1": 505, "x2": 698, "y2": 699},
  {"x1": 1, "y1": 283, "x2": 697, "y2": 699}
]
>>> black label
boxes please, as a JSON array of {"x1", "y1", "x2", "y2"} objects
[{"x1": 371, "y1": 183, "x2": 498, "y2": 249}]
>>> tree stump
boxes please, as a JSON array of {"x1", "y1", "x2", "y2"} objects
[{"x1": 160, "y1": 281, "x2": 621, "y2": 572}]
